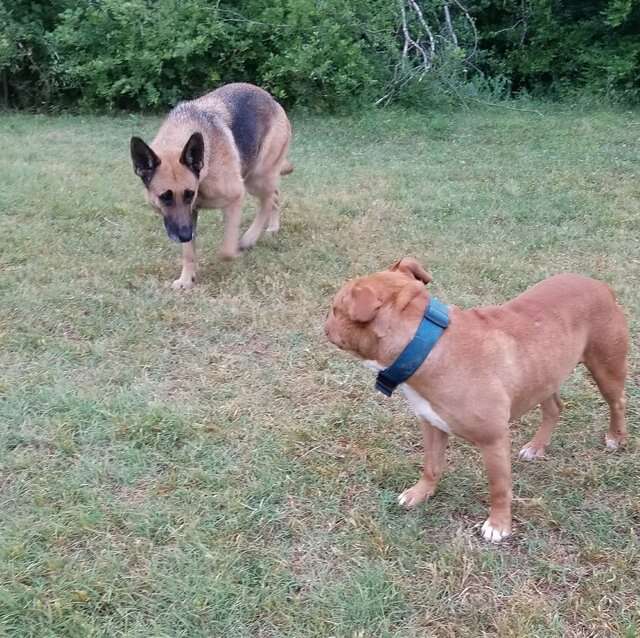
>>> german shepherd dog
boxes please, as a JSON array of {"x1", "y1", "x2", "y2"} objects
[{"x1": 130, "y1": 83, "x2": 293, "y2": 289}]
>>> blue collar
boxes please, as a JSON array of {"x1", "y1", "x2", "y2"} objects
[{"x1": 375, "y1": 297, "x2": 449, "y2": 397}]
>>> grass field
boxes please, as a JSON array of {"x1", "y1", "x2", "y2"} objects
[{"x1": 1, "y1": 104, "x2": 639, "y2": 637}]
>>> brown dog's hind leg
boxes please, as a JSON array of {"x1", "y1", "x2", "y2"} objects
[
  {"x1": 584, "y1": 351, "x2": 628, "y2": 450},
  {"x1": 518, "y1": 393, "x2": 563, "y2": 461},
  {"x1": 398, "y1": 421, "x2": 448, "y2": 509},
  {"x1": 582, "y1": 306, "x2": 628, "y2": 449},
  {"x1": 480, "y1": 433, "x2": 512, "y2": 542}
]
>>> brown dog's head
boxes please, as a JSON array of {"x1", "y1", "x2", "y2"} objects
[
  {"x1": 130, "y1": 133, "x2": 204, "y2": 243},
  {"x1": 325, "y1": 258, "x2": 433, "y2": 362}
]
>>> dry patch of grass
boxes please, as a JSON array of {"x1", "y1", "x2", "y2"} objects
[{"x1": 1, "y1": 105, "x2": 639, "y2": 637}]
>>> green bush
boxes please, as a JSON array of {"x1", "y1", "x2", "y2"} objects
[
  {"x1": 474, "y1": 0, "x2": 640, "y2": 102},
  {"x1": 51, "y1": 0, "x2": 232, "y2": 109},
  {"x1": 0, "y1": 0, "x2": 638, "y2": 110},
  {"x1": 48, "y1": 0, "x2": 397, "y2": 111},
  {"x1": 250, "y1": 0, "x2": 397, "y2": 109},
  {"x1": 0, "y1": 0, "x2": 73, "y2": 108}
]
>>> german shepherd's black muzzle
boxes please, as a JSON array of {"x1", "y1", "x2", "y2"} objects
[{"x1": 164, "y1": 217, "x2": 193, "y2": 243}]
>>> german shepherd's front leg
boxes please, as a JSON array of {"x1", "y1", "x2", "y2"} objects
[
  {"x1": 172, "y1": 239, "x2": 196, "y2": 290},
  {"x1": 171, "y1": 210, "x2": 198, "y2": 290},
  {"x1": 220, "y1": 197, "x2": 243, "y2": 260}
]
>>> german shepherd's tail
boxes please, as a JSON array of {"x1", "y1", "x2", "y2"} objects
[{"x1": 280, "y1": 160, "x2": 294, "y2": 176}]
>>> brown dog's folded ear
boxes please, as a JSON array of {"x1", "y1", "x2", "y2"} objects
[
  {"x1": 131, "y1": 137, "x2": 161, "y2": 186},
  {"x1": 390, "y1": 257, "x2": 432, "y2": 284},
  {"x1": 180, "y1": 132, "x2": 205, "y2": 177},
  {"x1": 396, "y1": 280, "x2": 427, "y2": 312},
  {"x1": 346, "y1": 284, "x2": 383, "y2": 323}
]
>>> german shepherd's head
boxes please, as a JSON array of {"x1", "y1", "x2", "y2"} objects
[{"x1": 130, "y1": 133, "x2": 204, "y2": 243}]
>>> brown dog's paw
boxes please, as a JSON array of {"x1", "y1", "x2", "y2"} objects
[
  {"x1": 605, "y1": 434, "x2": 626, "y2": 450},
  {"x1": 397, "y1": 481, "x2": 432, "y2": 509},
  {"x1": 480, "y1": 518, "x2": 511, "y2": 543},
  {"x1": 518, "y1": 444, "x2": 546, "y2": 461}
]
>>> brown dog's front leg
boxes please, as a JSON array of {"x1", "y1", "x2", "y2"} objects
[
  {"x1": 172, "y1": 239, "x2": 197, "y2": 290},
  {"x1": 480, "y1": 434, "x2": 512, "y2": 542},
  {"x1": 398, "y1": 421, "x2": 448, "y2": 508},
  {"x1": 220, "y1": 198, "x2": 243, "y2": 260}
]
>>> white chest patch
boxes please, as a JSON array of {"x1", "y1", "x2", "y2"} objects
[
  {"x1": 362, "y1": 361, "x2": 451, "y2": 434},
  {"x1": 400, "y1": 385, "x2": 451, "y2": 433},
  {"x1": 363, "y1": 360, "x2": 384, "y2": 371}
]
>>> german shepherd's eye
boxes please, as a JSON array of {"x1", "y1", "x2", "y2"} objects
[
  {"x1": 183, "y1": 189, "x2": 195, "y2": 204},
  {"x1": 159, "y1": 190, "x2": 173, "y2": 205}
]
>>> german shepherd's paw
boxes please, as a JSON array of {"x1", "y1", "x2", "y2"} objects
[
  {"x1": 171, "y1": 276, "x2": 195, "y2": 290},
  {"x1": 265, "y1": 221, "x2": 280, "y2": 234},
  {"x1": 219, "y1": 248, "x2": 240, "y2": 260},
  {"x1": 238, "y1": 235, "x2": 257, "y2": 251}
]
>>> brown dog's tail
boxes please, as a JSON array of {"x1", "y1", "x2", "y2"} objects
[{"x1": 280, "y1": 160, "x2": 294, "y2": 176}]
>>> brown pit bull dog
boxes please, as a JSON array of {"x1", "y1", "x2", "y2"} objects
[
  {"x1": 325, "y1": 258, "x2": 629, "y2": 542},
  {"x1": 130, "y1": 83, "x2": 293, "y2": 290}
]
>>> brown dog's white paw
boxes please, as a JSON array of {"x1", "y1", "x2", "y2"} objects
[
  {"x1": 481, "y1": 518, "x2": 511, "y2": 543},
  {"x1": 605, "y1": 435, "x2": 619, "y2": 450},
  {"x1": 518, "y1": 444, "x2": 545, "y2": 461},
  {"x1": 171, "y1": 276, "x2": 195, "y2": 291},
  {"x1": 397, "y1": 482, "x2": 431, "y2": 509},
  {"x1": 604, "y1": 434, "x2": 626, "y2": 450}
]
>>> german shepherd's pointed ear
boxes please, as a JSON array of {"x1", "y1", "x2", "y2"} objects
[
  {"x1": 130, "y1": 137, "x2": 160, "y2": 186},
  {"x1": 180, "y1": 132, "x2": 205, "y2": 177},
  {"x1": 390, "y1": 257, "x2": 432, "y2": 284},
  {"x1": 346, "y1": 284, "x2": 382, "y2": 323}
]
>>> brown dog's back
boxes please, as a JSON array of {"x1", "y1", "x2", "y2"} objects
[
  {"x1": 500, "y1": 273, "x2": 625, "y2": 350},
  {"x1": 464, "y1": 274, "x2": 628, "y2": 419}
]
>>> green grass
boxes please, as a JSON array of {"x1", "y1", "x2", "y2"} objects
[{"x1": 1, "y1": 104, "x2": 639, "y2": 637}]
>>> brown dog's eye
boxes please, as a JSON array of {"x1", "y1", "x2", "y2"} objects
[
  {"x1": 183, "y1": 189, "x2": 195, "y2": 204},
  {"x1": 159, "y1": 190, "x2": 173, "y2": 205}
]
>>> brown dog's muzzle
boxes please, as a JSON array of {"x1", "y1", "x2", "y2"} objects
[{"x1": 324, "y1": 314, "x2": 346, "y2": 350}]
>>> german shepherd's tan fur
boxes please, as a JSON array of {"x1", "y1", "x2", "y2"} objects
[{"x1": 130, "y1": 83, "x2": 293, "y2": 289}]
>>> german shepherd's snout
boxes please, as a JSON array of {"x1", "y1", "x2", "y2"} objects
[
  {"x1": 164, "y1": 217, "x2": 193, "y2": 243},
  {"x1": 130, "y1": 83, "x2": 293, "y2": 290}
]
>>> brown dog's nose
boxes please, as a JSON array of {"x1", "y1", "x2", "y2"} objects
[{"x1": 324, "y1": 321, "x2": 342, "y2": 348}]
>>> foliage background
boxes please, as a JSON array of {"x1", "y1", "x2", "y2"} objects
[{"x1": 0, "y1": 0, "x2": 639, "y2": 109}]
